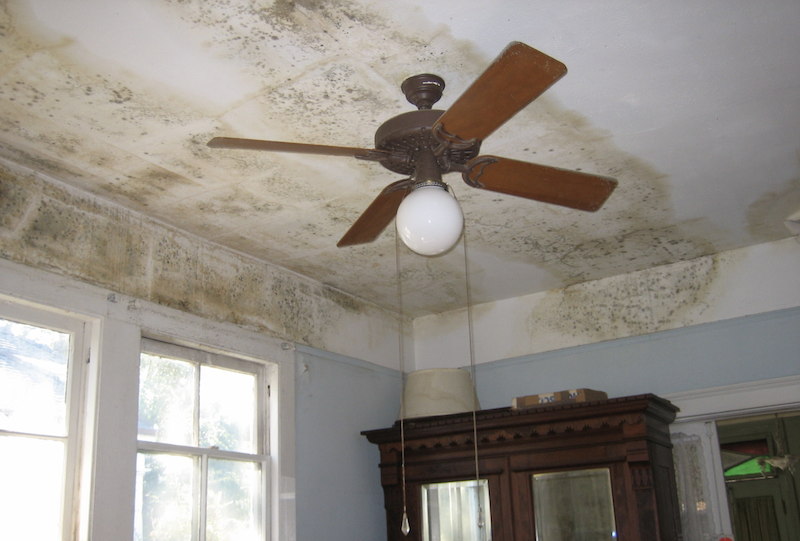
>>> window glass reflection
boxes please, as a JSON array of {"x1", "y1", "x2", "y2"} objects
[{"x1": 421, "y1": 479, "x2": 491, "y2": 541}]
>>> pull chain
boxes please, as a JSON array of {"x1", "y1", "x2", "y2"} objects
[
  {"x1": 396, "y1": 227, "x2": 410, "y2": 536},
  {"x1": 461, "y1": 202, "x2": 483, "y2": 533}
]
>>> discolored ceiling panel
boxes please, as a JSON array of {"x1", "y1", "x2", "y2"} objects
[{"x1": 1, "y1": 0, "x2": 799, "y2": 317}]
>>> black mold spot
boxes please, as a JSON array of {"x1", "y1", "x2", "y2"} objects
[
  {"x1": 534, "y1": 254, "x2": 720, "y2": 341},
  {"x1": 110, "y1": 87, "x2": 133, "y2": 104},
  {"x1": 321, "y1": 284, "x2": 366, "y2": 314}
]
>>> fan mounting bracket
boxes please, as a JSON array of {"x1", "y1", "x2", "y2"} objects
[
  {"x1": 401, "y1": 74, "x2": 445, "y2": 110},
  {"x1": 374, "y1": 109, "x2": 481, "y2": 176}
]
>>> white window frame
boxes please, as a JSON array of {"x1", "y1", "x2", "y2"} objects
[
  {"x1": 0, "y1": 258, "x2": 296, "y2": 541},
  {"x1": 0, "y1": 298, "x2": 91, "y2": 540},
  {"x1": 136, "y1": 337, "x2": 272, "y2": 541}
]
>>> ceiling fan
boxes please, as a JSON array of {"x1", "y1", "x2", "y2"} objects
[{"x1": 208, "y1": 42, "x2": 617, "y2": 250}]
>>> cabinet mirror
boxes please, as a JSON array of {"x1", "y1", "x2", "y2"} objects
[
  {"x1": 532, "y1": 468, "x2": 617, "y2": 541},
  {"x1": 421, "y1": 479, "x2": 492, "y2": 541}
]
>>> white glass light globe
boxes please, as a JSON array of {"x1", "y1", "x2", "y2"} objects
[{"x1": 396, "y1": 185, "x2": 464, "y2": 256}]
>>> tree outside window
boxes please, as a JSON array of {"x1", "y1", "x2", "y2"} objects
[{"x1": 135, "y1": 340, "x2": 269, "y2": 541}]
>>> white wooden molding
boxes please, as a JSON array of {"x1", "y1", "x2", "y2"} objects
[{"x1": 665, "y1": 375, "x2": 800, "y2": 423}]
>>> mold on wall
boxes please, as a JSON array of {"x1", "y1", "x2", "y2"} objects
[
  {"x1": 1, "y1": 0, "x2": 796, "y2": 322},
  {"x1": 412, "y1": 236, "x2": 800, "y2": 367},
  {"x1": 532, "y1": 254, "x2": 720, "y2": 341},
  {"x1": 0, "y1": 0, "x2": 764, "y2": 320},
  {"x1": 0, "y1": 159, "x2": 402, "y2": 367}
]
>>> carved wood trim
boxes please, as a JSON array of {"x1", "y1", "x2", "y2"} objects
[
  {"x1": 631, "y1": 466, "x2": 655, "y2": 490},
  {"x1": 378, "y1": 412, "x2": 647, "y2": 455}
]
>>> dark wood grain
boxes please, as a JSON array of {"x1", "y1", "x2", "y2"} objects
[
  {"x1": 207, "y1": 137, "x2": 388, "y2": 159},
  {"x1": 464, "y1": 155, "x2": 617, "y2": 211},
  {"x1": 363, "y1": 395, "x2": 682, "y2": 541},
  {"x1": 436, "y1": 42, "x2": 567, "y2": 143},
  {"x1": 337, "y1": 178, "x2": 412, "y2": 247}
]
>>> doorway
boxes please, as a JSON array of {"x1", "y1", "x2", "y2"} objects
[{"x1": 718, "y1": 414, "x2": 800, "y2": 541}]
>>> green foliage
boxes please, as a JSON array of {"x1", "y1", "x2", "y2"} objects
[
  {"x1": 140, "y1": 454, "x2": 193, "y2": 541},
  {"x1": 138, "y1": 354, "x2": 194, "y2": 444},
  {"x1": 136, "y1": 354, "x2": 260, "y2": 541}
]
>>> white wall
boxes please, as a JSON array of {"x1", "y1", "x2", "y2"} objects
[{"x1": 414, "y1": 237, "x2": 800, "y2": 368}]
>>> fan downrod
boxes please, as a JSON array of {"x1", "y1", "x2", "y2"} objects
[{"x1": 401, "y1": 74, "x2": 445, "y2": 110}]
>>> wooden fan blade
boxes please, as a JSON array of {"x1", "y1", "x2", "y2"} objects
[
  {"x1": 337, "y1": 178, "x2": 413, "y2": 247},
  {"x1": 436, "y1": 42, "x2": 567, "y2": 143},
  {"x1": 463, "y1": 156, "x2": 617, "y2": 212},
  {"x1": 208, "y1": 137, "x2": 389, "y2": 161}
]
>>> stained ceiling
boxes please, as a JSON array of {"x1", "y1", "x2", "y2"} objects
[{"x1": 1, "y1": 0, "x2": 799, "y2": 317}]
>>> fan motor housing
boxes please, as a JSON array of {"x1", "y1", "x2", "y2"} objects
[{"x1": 375, "y1": 109, "x2": 481, "y2": 176}]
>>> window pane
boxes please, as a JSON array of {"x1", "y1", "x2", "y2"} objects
[
  {"x1": 0, "y1": 436, "x2": 64, "y2": 540},
  {"x1": 421, "y1": 479, "x2": 491, "y2": 541},
  {"x1": 138, "y1": 354, "x2": 195, "y2": 445},
  {"x1": 207, "y1": 459, "x2": 262, "y2": 541},
  {"x1": 0, "y1": 318, "x2": 70, "y2": 436},
  {"x1": 135, "y1": 453, "x2": 194, "y2": 541},
  {"x1": 200, "y1": 366, "x2": 256, "y2": 453}
]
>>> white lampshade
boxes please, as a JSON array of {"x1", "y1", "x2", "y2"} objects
[
  {"x1": 400, "y1": 368, "x2": 480, "y2": 419},
  {"x1": 396, "y1": 184, "x2": 463, "y2": 256}
]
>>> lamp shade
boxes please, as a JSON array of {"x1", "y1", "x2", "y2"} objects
[
  {"x1": 396, "y1": 184, "x2": 463, "y2": 256},
  {"x1": 400, "y1": 368, "x2": 480, "y2": 419}
]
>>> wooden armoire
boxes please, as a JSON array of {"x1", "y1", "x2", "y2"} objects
[{"x1": 362, "y1": 394, "x2": 682, "y2": 541}]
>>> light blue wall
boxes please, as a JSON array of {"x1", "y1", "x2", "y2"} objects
[
  {"x1": 295, "y1": 346, "x2": 401, "y2": 541},
  {"x1": 294, "y1": 307, "x2": 800, "y2": 540},
  {"x1": 472, "y1": 307, "x2": 800, "y2": 409}
]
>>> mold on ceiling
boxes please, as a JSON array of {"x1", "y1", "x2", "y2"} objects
[{"x1": 0, "y1": 0, "x2": 798, "y2": 317}]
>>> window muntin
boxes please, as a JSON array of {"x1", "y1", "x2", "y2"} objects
[
  {"x1": 0, "y1": 305, "x2": 87, "y2": 541},
  {"x1": 135, "y1": 339, "x2": 268, "y2": 541}
]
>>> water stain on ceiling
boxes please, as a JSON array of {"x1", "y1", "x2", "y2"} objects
[{"x1": 0, "y1": 0, "x2": 798, "y2": 317}]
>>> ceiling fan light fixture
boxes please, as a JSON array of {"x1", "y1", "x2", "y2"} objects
[
  {"x1": 396, "y1": 181, "x2": 463, "y2": 256},
  {"x1": 208, "y1": 42, "x2": 618, "y2": 249}
]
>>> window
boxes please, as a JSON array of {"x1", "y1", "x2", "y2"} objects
[
  {"x1": 0, "y1": 302, "x2": 88, "y2": 540},
  {"x1": 720, "y1": 439, "x2": 775, "y2": 479},
  {"x1": 135, "y1": 339, "x2": 269, "y2": 541}
]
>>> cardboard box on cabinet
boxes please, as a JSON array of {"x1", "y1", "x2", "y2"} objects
[{"x1": 511, "y1": 388, "x2": 608, "y2": 410}]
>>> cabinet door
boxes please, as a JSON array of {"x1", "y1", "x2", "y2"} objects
[
  {"x1": 510, "y1": 460, "x2": 636, "y2": 541},
  {"x1": 400, "y1": 456, "x2": 511, "y2": 541}
]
